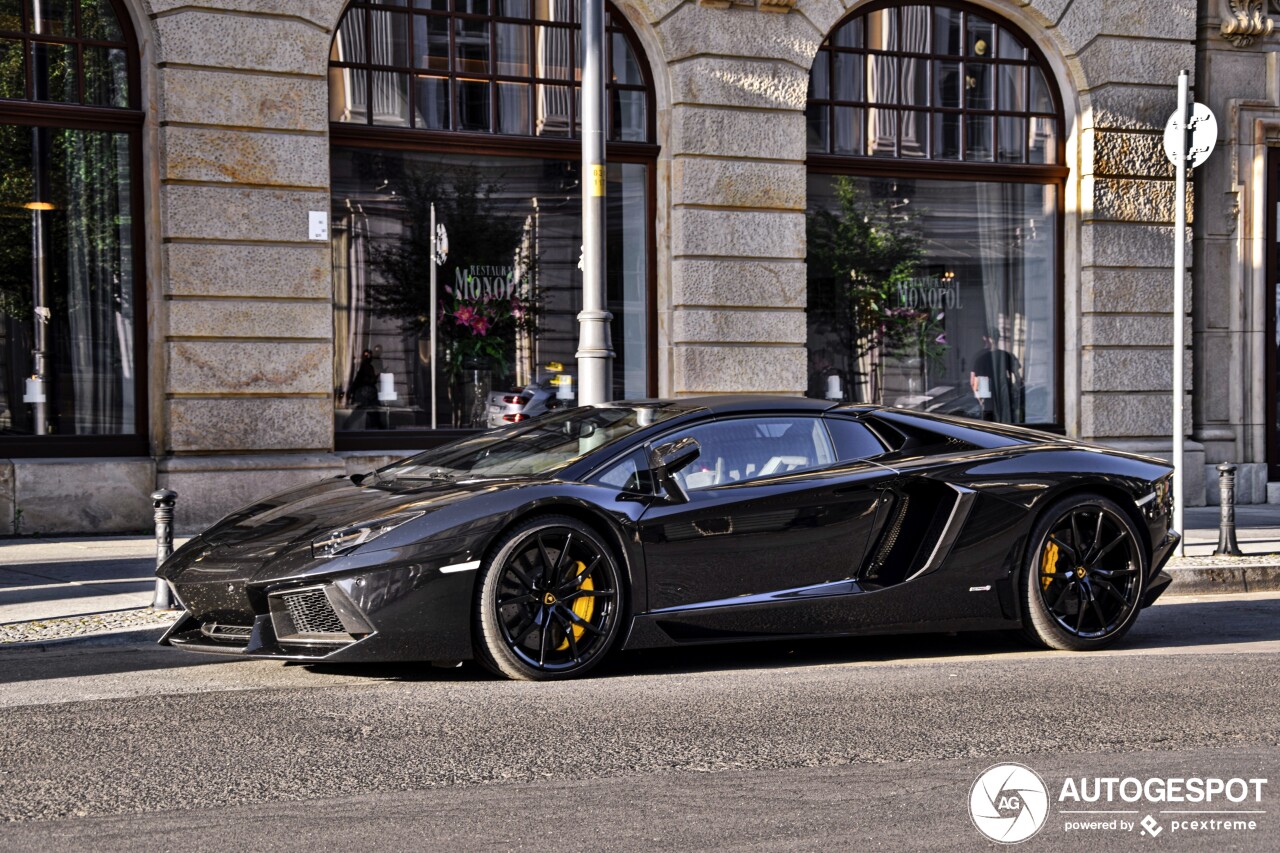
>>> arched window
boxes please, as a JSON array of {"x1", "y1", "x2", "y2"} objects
[
  {"x1": 328, "y1": 0, "x2": 656, "y2": 446},
  {"x1": 0, "y1": 0, "x2": 145, "y2": 455},
  {"x1": 805, "y1": 2, "x2": 1064, "y2": 427}
]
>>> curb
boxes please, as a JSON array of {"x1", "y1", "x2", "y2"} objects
[
  {"x1": 1165, "y1": 563, "x2": 1280, "y2": 595},
  {"x1": 0, "y1": 624, "x2": 171, "y2": 654}
]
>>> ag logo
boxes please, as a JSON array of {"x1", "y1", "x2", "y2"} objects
[{"x1": 969, "y1": 763, "x2": 1050, "y2": 844}]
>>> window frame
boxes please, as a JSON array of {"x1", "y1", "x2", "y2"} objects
[
  {"x1": 328, "y1": 0, "x2": 655, "y2": 143},
  {"x1": 0, "y1": 0, "x2": 147, "y2": 457},
  {"x1": 805, "y1": 0, "x2": 1066, "y2": 432},
  {"x1": 805, "y1": 0, "x2": 1065, "y2": 173}
]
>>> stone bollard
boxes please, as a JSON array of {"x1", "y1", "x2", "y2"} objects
[
  {"x1": 1213, "y1": 464, "x2": 1243, "y2": 557},
  {"x1": 150, "y1": 489, "x2": 179, "y2": 610}
]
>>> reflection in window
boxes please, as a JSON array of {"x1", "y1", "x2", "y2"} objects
[
  {"x1": 331, "y1": 149, "x2": 649, "y2": 433},
  {"x1": 0, "y1": 1, "x2": 140, "y2": 442},
  {"x1": 807, "y1": 3, "x2": 1061, "y2": 427},
  {"x1": 0, "y1": 0, "x2": 131, "y2": 107},
  {"x1": 0, "y1": 125, "x2": 137, "y2": 436},
  {"x1": 806, "y1": 175, "x2": 1056, "y2": 425}
]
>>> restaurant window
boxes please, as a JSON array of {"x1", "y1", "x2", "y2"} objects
[
  {"x1": 329, "y1": 0, "x2": 655, "y2": 447},
  {"x1": 806, "y1": 2, "x2": 1064, "y2": 426},
  {"x1": 0, "y1": 0, "x2": 145, "y2": 455}
]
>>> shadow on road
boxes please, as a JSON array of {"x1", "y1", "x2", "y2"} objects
[
  {"x1": 308, "y1": 592, "x2": 1280, "y2": 683},
  {"x1": 0, "y1": 628, "x2": 229, "y2": 685},
  {"x1": 2, "y1": 594, "x2": 1275, "y2": 688}
]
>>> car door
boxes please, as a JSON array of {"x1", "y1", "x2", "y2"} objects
[{"x1": 634, "y1": 415, "x2": 897, "y2": 614}]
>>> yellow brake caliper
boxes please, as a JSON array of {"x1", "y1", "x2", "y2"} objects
[
  {"x1": 1041, "y1": 540, "x2": 1059, "y2": 590},
  {"x1": 556, "y1": 560, "x2": 595, "y2": 651}
]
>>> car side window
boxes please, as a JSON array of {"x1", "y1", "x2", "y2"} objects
[
  {"x1": 594, "y1": 449, "x2": 657, "y2": 494},
  {"x1": 664, "y1": 417, "x2": 836, "y2": 492},
  {"x1": 824, "y1": 417, "x2": 887, "y2": 462}
]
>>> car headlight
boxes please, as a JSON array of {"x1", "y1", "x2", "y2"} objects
[{"x1": 311, "y1": 511, "x2": 425, "y2": 559}]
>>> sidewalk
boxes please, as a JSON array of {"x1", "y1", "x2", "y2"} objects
[{"x1": 0, "y1": 506, "x2": 1277, "y2": 638}]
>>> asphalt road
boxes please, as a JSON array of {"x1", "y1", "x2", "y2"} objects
[{"x1": 1, "y1": 592, "x2": 1278, "y2": 852}]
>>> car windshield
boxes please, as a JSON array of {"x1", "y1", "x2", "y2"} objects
[{"x1": 382, "y1": 405, "x2": 688, "y2": 480}]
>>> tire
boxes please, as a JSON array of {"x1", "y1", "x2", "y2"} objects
[
  {"x1": 474, "y1": 515, "x2": 625, "y2": 680},
  {"x1": 1020, "y1": 493, "x2": 1148, "y2": 651}
]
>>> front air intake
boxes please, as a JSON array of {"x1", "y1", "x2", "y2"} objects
[
  {"x1": 282, "y1": 588, "x2": 345, "y2": 634},
  {"x1": 268, "y1": 584, "x2": 372, "y2": 644}
]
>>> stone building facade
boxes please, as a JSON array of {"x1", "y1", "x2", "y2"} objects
[{"x1": 0, "y1": 0, "x2": 1276, "y2": 533}]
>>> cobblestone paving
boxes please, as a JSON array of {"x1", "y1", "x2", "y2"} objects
[{"x1": 0, "y1": 609, "x2": 179, "y2": 645}]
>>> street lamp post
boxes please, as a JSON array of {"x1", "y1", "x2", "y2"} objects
[{"x1": 576, "y1": 0, "x2": 613, "y2": 406}]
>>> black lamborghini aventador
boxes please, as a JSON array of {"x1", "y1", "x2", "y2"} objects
[{"x1": 158, "y1": 396, "x2": 1178, "y2": 680}]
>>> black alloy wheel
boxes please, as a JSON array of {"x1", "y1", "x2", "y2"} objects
[
  {"x1": 475, "y1": 515, "x2": 624, "y2": 680},
  {"x1": 1021, "y1": 494, "x2": 1147, "y2": 651}
]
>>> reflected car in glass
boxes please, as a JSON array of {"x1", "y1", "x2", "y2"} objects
[{"x1": 158, "y1": 396, "x2": 1179, "y2": 680}]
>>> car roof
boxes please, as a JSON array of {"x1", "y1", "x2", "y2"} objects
[{"x1": 611, "y1": 395, "x2": 845, "y2": 416}]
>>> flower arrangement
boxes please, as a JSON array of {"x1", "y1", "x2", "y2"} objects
[
  {"x1": 363, "y1": 162, "x2": 543, "y2": 388},
  {"x1": 883, "y1": 306, "x2": 948, "y2": 366},
  {"x1": 440, "y1": 267, "x2": 539, "y2": 380}
]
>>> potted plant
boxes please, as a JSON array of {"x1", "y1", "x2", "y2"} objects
[{"x1": 806, "y1": 176, "x2": 932, "y2": 403}]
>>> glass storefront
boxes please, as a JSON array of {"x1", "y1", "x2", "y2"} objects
[
  {"x1": 0, "y1": 1, "x2": 141, "y2": 444},
  {"x1": 806, "y1": 2, "x2": 1063, "y2": 426},
  {"x1": 806, "y1": 174, "x2": 1056, "y2": 423},
  {"x1": 331, "y1": 148, "x2": 649, "y2": 433},
  {"x1": 0, "y1": 125, "x2": 136, "y2": 437},
  {"x1": 328, "y1": 0, "x2": 655, "y2": 441}
]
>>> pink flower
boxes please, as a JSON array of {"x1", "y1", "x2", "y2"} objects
[
  {"x1": 935, "y1": 333, "x2": 947, "y2": 345},
  {"x1": 473, "y1": 316, "x2": 491, "y2": 335}
]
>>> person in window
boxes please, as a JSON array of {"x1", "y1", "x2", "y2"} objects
[
  {"x1": 969, "y1": 329, "x2": 1024, "y2": 423},
  {"x1": 344, "y1": 349, "x2": 385, "y2": 429}
]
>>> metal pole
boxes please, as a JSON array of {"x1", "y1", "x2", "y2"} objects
[
  {"x1": 150, "y1": 489, "x2": 178, "y2": 610},
  {"x1": 430, "y1": 202, "x2": 438, "y2": 429},
  {"x1": 1172, "y1": 69, "x2": 1189, "y2": 557},
  {"x1": 28, "y1": 0, "x2": 50, "y2": 435},
  {"x1": 576, "y1": 0, "x2": 613, "y2": 406},
  {"x1": 29, "y1": 132, "x2": 50, "y2": 436},
  {"x1": 1214, "y1": 463, "x2": 1243, "y2": 556}
]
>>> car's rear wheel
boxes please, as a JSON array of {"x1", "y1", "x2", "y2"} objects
[
  {"x1": 474, "y1": 515, "x2": 624, "y2": 680},
  {"x1": 1021, "y1": 494, "x2": 1147, "y2": 651}
]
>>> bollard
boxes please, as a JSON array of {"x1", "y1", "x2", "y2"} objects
[
  {"x1": 1213, "y1": 463, "x2": 1243, "y2": 557},
  {"x1": 150, "y1": 489, "x2": 179, "y2": 610}
]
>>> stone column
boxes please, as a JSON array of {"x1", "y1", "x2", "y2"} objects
[
  {"x1": 648, "y1": 0, "x2": 834, "y2": 396},
  {"x1": 1033, "y1": 0, "x2": 1205, "y2": 502},
  {"x1": 1192, "y1": 1, "x2": 1277, "y2": 504},
  {"x1": 150, "y1": 1, "x2": 347, "y2": 528}
]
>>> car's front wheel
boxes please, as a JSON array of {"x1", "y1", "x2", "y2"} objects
[
  {"x1": 474, "y1": 515, "x2": 624, "y2": 680},
  {"x1": 1021, "y1": 493, "x2": 1148, "y2": 651}
]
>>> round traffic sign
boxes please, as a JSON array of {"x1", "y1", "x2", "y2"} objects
[{"x1": 1163, "y1": 103, "x2": 1217, "y2": 169}]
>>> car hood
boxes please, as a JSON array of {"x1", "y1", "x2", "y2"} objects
[{"x1": 169, "y1": 474, "x2": 537, "y2": 575}]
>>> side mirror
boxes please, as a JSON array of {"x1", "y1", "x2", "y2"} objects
[{"x1": 649, "y1": 436, "x2": 700, "y2": 503}]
